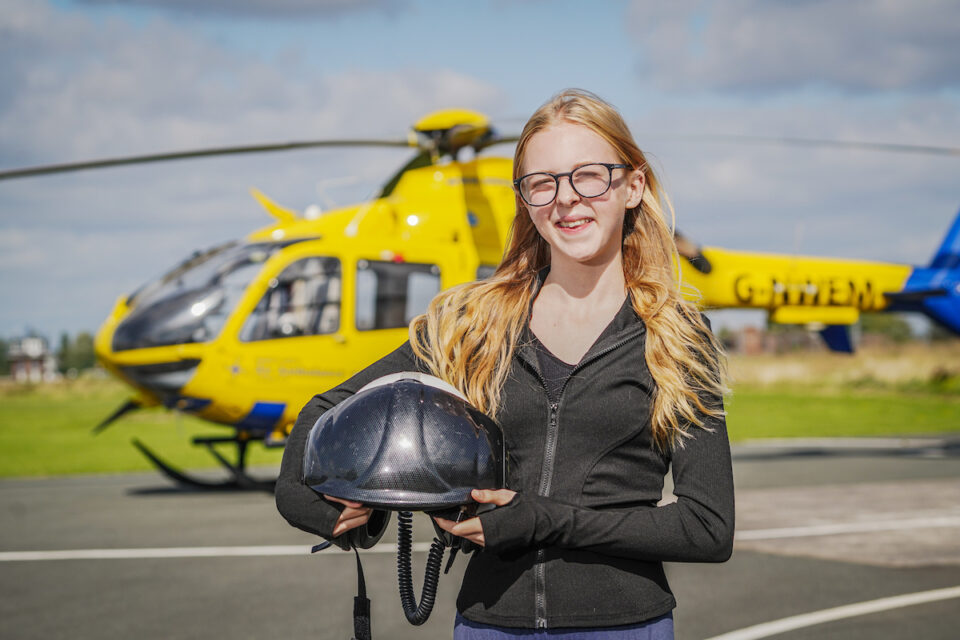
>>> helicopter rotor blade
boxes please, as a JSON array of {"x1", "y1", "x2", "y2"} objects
[
  {"x1": 475, "y1": 134, "x2": 520, "y2": 152},
  {"x1": 647, "y1": 133, "x2": 960, "y2": 158},
  {"x1": 0, "y1": 138, "x2": 414, "y2": 181},
  {"x1": 3, "y1": 129, "x2": 955, "y2": 184},
  {"x1": 473, "y1": 131, "x2": 960, "y2": 158}
]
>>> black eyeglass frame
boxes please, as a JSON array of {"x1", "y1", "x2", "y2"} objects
[{"x1": 513, "y1": 162, "x2": 632, "y2": 207}]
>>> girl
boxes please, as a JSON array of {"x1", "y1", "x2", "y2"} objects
[{"x1": 277, "y1": 89, "x2": 734, "y2": 639}]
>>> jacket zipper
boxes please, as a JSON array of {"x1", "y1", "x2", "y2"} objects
[
  {"x1": 535, "y1": 548, "x2": 547, "y2": 627},
  {"x1": 534, "y1": 399, "x2": 559, "y2": 628},
  {"x1": 528, "y1": 330, "x2": 641, "y2": 629}
]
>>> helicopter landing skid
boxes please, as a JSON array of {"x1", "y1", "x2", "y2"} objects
[{"x1": 132, "y1": 436, "x2": 276, "y2": 491}]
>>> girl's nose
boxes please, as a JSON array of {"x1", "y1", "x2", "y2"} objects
[{"x1": 555, "y1": 175, "x2": 580, "y2": 206}]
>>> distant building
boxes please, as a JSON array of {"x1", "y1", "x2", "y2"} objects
[
  {"x1": 738, "y1": 326, "x2": 765, "y2": 355},
  {"x1": 7, "y1": 336, "x2": 59, "y2": 383},
  {"x1": 724, "y1": 325, "x2": 826, "y2": 354}
]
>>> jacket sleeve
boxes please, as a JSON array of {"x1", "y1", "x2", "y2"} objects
[
  {"x1": 479, "y1": 396, "x2": 735, "y2": 563},
  {"x1": 274, "y1": 340, "x2": 425, "y2": 548}
]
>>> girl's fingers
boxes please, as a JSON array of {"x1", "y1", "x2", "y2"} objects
[
  {"x1": 433, "y1": 516, "x2": 486, "y2": 547},
  {"x1": 332, "y1": 513, "x2": 371, "y2": 536},
  {"x1": 471, "y1": 489, "x2": 517, "y2": 506},
  {"x1": 342, "y1": 508, "x2": 372, "y2": 521},
  {"x1": 323, "y1": 494, "x2": 372, "y2": 537},
  {"x1": 339, "y1": 511, "x2": 371, "y2": 526}
]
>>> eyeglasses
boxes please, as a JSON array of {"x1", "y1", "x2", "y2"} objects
[{"x1": 513, "y1": 162, "x2": 631, "y2": 207}]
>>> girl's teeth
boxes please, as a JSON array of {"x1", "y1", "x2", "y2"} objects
[{"x1": 558, "y1": 219, "x2": 588, "y2": 228}]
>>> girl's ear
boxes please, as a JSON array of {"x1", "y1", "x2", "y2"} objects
[{"x1": 626, "y1": 169, "x2": 645, "y2": 209}]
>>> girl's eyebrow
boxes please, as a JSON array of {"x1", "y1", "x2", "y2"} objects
[{"x1": 522, "y1": 160, "x2": 611, "y2": 175}]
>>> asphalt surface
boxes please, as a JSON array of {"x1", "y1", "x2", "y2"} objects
[{"x1": 1, "y1": 438, "x2": 959, "y2": 640}]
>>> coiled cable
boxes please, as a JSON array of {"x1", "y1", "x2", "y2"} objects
[{"x1": 396, "y1": 510, "x2": 446, "y2": 625}]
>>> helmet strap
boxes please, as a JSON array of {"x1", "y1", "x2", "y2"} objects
[
  {"x1": 310, "y1": 540, "x2": 372, "y2": 640},
  {"x1": 351, "y1": 545, "x2": 372, "y2": 640}
]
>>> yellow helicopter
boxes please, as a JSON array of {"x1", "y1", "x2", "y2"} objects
[{"x1": 3, "y1": 109, "x2": 958, "y2": 488}]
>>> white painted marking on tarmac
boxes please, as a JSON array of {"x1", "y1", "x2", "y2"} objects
[
  {"x1": 0, "y1": 542, "x2": 433, "y2": 562},
  {"x1": 704, "y1": 585, "x2": 960, "y2": 640},
  {"x1": 2, "y1": 515, "x2": 958, "y2": 562},
  {"x1": 736, "y1": 515, "x2": 960, "y2": 540}
]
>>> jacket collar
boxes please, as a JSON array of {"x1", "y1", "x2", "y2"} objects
[{"x1": 516, "y1": 268, "x2": 646, "y2": 370}]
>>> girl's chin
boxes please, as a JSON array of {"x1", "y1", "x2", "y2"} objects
[
  {"x1": 548, "y1": 247, "x2": 612, "y2": 266},
  {"x1": 545, "y1": 237, "x2": 623, "y2": 267}
]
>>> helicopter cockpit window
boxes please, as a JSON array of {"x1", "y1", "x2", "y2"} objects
[
  {"x1": 355, "y1": 261, "x2": 440, "y2": 331},
  {"x1": 240, "y1": 257, "x2": 342, "y2": 341},
  {"x1": 111, "y1": 242, "x2": 288, "y2": 352}
]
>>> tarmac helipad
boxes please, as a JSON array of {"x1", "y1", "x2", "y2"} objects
[{"x1": 1, "y1": 438, "x2": 958, "y2": 640}]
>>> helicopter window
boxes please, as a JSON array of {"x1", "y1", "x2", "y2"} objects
[
  {"x1": 239, "y1": 257, "x2": 342, "y2": 341},
  {"x1": 112, "y1": 241, "x2": 291, "y2": 352},
  {"x1": 476, "y1": 265, "x2": 498, "y2": 280},
  {"x1": 127, "y1": 239, "x2": 316, "y2": 309},
  {"x1": 125, "y1": 241, "x2": 238, "y2": 309},
  {"x1": 355, "y1": 261, "x2": 441, "y2": 331}
]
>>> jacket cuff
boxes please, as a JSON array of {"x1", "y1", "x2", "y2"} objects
[{"x1": 479, "y1": 493, "x2": 542, "y2": 553}]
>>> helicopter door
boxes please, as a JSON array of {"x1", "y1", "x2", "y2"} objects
[
  {"x1": 210, "y1": 251, "x2": 445, "y2": 434},
  {"x1": 216, "y1": 253, "x2": 353, "y2": 431},
  {"x1": 352, "y1": 257, "x2": 442, "y2": 360}
]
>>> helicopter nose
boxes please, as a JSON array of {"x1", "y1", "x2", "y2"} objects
[
  {"x1": 94, "y1": 299, "x2": 203, "y2": 405},
  {"x1": 116, "y1": 359, "x2": 202, "y2": 400}
]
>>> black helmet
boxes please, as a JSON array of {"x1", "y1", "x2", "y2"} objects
[{"x1": 303, "y1": 372, "x2": 505, "y2": 515}]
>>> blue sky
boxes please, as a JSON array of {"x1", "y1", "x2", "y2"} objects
[{"x1": 2, "y1": 0, "x2": 959, "y2": 339}]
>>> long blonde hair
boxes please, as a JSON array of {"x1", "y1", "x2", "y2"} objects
[{"x1": 411, "y1": 89, "x2": 727, "y2": 450}]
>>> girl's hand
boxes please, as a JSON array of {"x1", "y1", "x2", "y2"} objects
[
  {"x1": 432, "y1": 489, "x2": 516, "y2": 547},
  {"x1": 324, "y1": 495, "x2": 372, "y2": 537}
]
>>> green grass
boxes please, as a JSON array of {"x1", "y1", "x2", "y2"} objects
[
  {"x1": 0, "y1": 377, "x2": 283, "y2": 477},
  {"x1": 725, "y1": 385, "x2": 960, "y2": 440},
  {"x1": 1, "y1": 375, "x2": 958, "y2": 478}
]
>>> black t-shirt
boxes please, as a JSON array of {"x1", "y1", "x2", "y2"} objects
[{"x1": 532, "y1": 334, "x2": 576, "y2": 402}]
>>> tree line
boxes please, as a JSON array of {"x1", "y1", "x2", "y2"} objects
[{"x1": 56, "y1": 331, "x2": 97, "y2": 374}]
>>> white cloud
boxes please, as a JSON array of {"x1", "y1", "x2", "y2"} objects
[
  {"x1": 0, "y1": 1, "x2": 503, "y2": 337},
  {"x1": 0, "y1": 2, "x2": 502, "y2": 166},
  {"x1": 617, "y1": 0, "x2": 960, "y2": 266},
  {"x1": 629, "y1": 0, "x2": 960, "y2": 93},
  {"x1": 1, "y1": 0, "x2": 957, "y2": 341},
  {"x1": 630, "y1": 94, "x2": 960, "y2": 265}
]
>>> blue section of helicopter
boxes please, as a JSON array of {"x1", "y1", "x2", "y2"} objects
[
  {"x1": 885, "y1": 207, "x2": 960, "y2": 334},
  {"x1": 930, "y1": 207, "x2": 960, "y2": 270},
  {"x1": 818, "y1": 325, "x2": 854, "y2": 353},
  {"x1": 920, "y1": 294, "x2": 960, "y2": 334},
  {"x1": 235, "y1": 401, "x2": 287, "y2": 434}
]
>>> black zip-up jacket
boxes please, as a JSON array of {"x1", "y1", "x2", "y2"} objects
[{"x1": 276, "y1": 298, "x2": 735, "y2": 629}]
